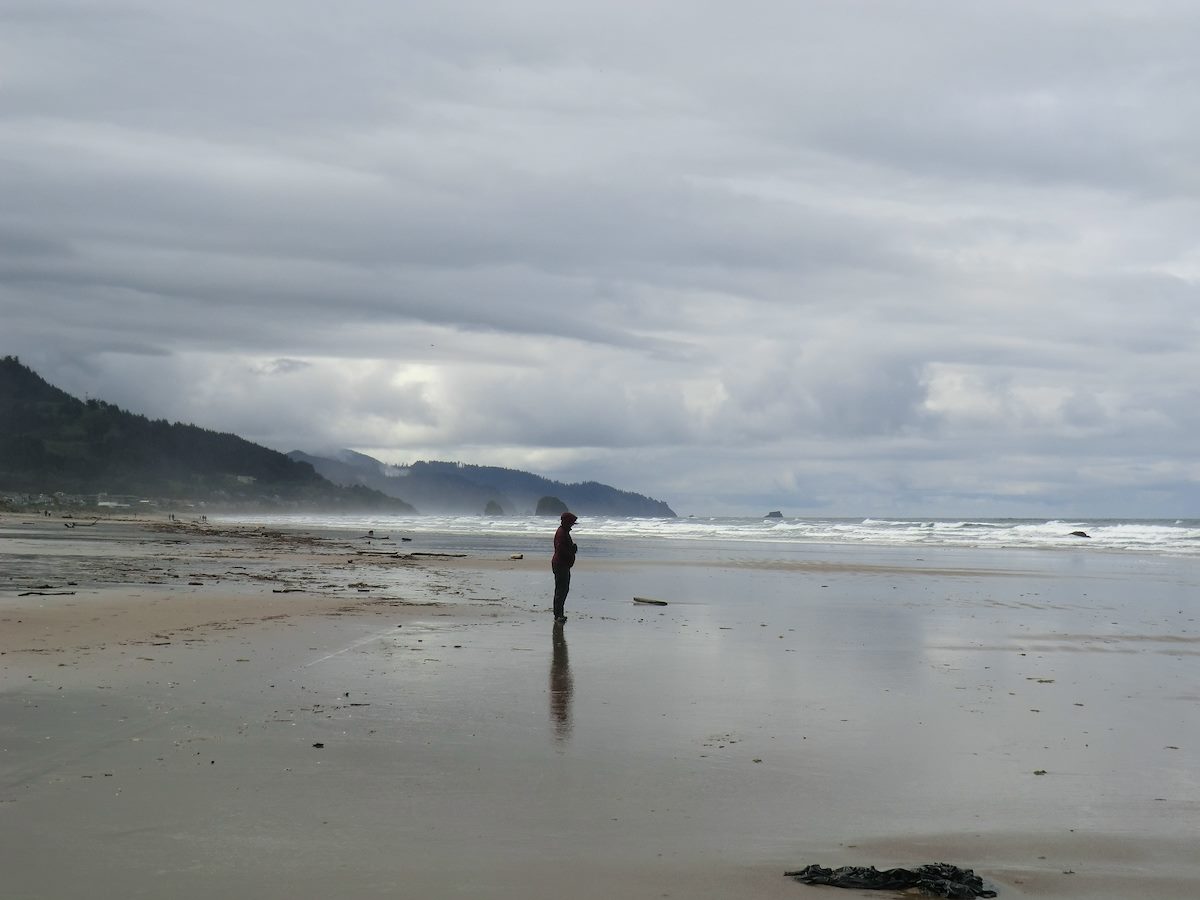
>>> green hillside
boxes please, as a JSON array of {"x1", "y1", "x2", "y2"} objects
[{"x1": 0, "y1": 356, "x2": 413, "y2": 511}]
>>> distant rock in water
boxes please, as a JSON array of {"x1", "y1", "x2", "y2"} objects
[
  {"x1": 484, "y1": 500, "x2": 504, "y2": 516},
  {"x1": 1069, "y1": 530, "x2": 1090, "y2": 538},
  {"x1": 765, "y1": 510, "x2": 783, "y2": 519},
  {"x1": 536, "y1": 495, "x2": 569, "y2": 516}
]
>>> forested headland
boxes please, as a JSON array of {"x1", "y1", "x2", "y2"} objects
[{"x1": 0, "y1": 356, "x2": 412, "y2": 511}]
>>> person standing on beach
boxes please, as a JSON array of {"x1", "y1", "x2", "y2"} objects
[{"x1": 551, "y1": 511, "x2": 578, "y2": 622}]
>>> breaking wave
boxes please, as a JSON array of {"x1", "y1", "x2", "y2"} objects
[{"x1": 218, "y1": 514, "x2": 1200, "y2": 557}]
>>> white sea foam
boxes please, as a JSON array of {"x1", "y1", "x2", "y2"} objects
[{"x1": 216, "y1": 513, "x2": 1200, "y2": 557}]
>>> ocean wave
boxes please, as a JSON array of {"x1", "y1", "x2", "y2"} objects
[{"x1": 215, "y1": 513, "x2": 1200, "y2": 558}]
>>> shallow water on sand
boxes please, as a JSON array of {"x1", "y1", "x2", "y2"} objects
[
  {"x1": 295, "y1": 547, "x2": 1200, "y2": 876},
  {"x1": 3, "y1": 531, "x2": 1198, "y2": 899}
]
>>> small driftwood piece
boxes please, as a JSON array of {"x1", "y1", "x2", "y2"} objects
[
  {"x1": 19, "y1": 591, "x2": 77, "y2": 597},
  {"x1": 633, "y1": 597, "x2": 668, "y2": 606}
]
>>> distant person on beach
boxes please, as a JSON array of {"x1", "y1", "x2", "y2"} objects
[{"x1": 551, "y1": 512, "x2": 578, "y2": 623}]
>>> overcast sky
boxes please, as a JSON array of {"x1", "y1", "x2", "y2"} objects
[{"x1": 3, "y1": 1, "x2": 1198, "y2": 516}]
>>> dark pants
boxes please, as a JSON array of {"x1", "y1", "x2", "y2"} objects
[{"x1": 552, "y1": 565, "x2": 571, "y2": 617}]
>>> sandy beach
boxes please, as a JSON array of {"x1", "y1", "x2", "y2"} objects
[{"x1": 2, "y1": 512, "x2": 1198, "y2": 899}]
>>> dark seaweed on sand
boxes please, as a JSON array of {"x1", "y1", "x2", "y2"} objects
[{"x1": 785, "y1": 863, "x2": 997, "y2": 898}]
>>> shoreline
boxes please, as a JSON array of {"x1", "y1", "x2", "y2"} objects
[
  {"x1": 0, "y1": 511, "x2": 515, "y2": 656},
  {"x1": 3, "y1": 511, "x2": 1198, "y2": 898}
]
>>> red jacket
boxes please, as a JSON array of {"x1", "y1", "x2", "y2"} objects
[{"x1": 552, "y1": 515, "x2": 577, "y2": 569}]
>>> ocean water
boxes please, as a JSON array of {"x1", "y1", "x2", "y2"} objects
[{"x1": 216, "y1": 513, "x2": 1200, "y2": 559}]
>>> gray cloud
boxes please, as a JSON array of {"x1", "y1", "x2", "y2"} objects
[{"x1": 3, "y1": 1, "x2": 1199, "y2": 515}]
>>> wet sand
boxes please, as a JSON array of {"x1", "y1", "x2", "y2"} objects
[{"x1": 2, "y1": 512, "x2": 1198, "y2": 899}]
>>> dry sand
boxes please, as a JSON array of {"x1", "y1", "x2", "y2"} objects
[{"x1": 2, "y1": 512, "x2": 1198, "y2": 899}]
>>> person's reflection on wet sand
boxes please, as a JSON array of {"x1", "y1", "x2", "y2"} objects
[{"x1": 549, "y1": 620, "x2": 574, "y2": 742}]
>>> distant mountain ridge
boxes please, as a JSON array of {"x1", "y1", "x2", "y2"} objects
[
  {"x1": 0, "y1": 357, "x2": 675, "y2": 516},
  {"x1": 0, "y1": 356, "x2": 412, "y2": 511},
  {"x1": 289, "y1": 449, "x2": 677, "y2": 517}
]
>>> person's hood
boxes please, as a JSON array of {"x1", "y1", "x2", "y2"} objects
[{"x1": 560, "y1": 512, "x2": 577, "y2": 525}]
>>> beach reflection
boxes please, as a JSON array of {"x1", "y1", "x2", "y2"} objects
[{"x1": 549, "y1": 621, "x2": 574, "y2": 742}]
